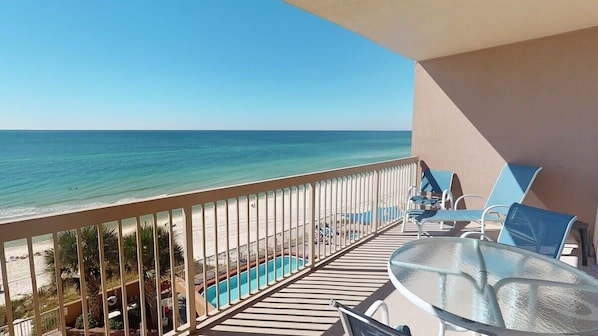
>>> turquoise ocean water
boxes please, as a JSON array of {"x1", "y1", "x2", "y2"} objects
[{"x1": 0, "y1": 130, "x2": 411, "y2": 220}]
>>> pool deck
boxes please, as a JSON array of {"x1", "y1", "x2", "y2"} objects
[{"x1": 199, "y1": 221, "x2": 597, "y2": 335}]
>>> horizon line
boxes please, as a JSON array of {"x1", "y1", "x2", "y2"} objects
[{"x1": 0, "y1": 128, "x2": 413, "y2": 132}]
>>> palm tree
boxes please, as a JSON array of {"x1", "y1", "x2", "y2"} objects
[
  {"x1": 123, "y1": 224, "x2": 184, "y2": 328},
  {"x1": 45, "y1": 226, "x2": 120, "y2": 323}
]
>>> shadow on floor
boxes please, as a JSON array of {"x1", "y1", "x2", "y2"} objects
[{"x1": 202, "y1": 225, "x2": 414, "y2": 335}]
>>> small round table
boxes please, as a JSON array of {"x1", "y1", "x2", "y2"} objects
[{"x1": 388, "y1": 237, "x2": 598, "y2": 336}]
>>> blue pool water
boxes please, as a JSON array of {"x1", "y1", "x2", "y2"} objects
[{"x1": 205, "y1": 255, "x2": 305, "y2": 307}]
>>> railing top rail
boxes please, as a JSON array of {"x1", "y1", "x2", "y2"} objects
[{"x1": 0, "y1": 156, "x2": 417, "y2": 241}]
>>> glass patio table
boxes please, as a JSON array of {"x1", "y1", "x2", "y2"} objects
[{"x1": 387, "y1": 237, "x2": 598, "y2": 335}]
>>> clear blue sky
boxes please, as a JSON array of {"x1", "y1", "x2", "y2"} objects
[{"x1": 1, "y1": 1, "x2": 415, "y2": 130}]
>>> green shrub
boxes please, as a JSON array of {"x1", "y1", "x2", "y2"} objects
[
  {"x1": 31, "y1": 311, "x2": 59, "y2": 335},
  {"x1": 109, "y1": 315, "x2": 124, "y2": 330},
  {"x1": 0, "y1": 305, "x2": 5, "y2": 326},
  {"x1": 127, "y1": 304, "x2": 141, "y2": 327},
  {"x1": 74, "y1": 314, "x2": 102, "y2": 329},
  {"x1": 10, "y1": 295, "x2": 33, "y2": 320}
]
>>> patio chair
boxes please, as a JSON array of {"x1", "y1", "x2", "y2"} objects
[
  {"x1": 403, "y1": 169, "x2": 455, "y2": 232},
  {"x1": 461, "y1": 202, "x2": 577, "y2": 259},
  {"x1": 457, "y1": 203, "x2": 577, "y2": 336},
  {"x1": 408, "y1": 163, "x2": 542, "y2": 238},
  {"x1": 330, "y1": 299, "x2": 412, "y2": 336}
]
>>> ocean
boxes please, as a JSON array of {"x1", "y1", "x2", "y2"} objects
[{"x1": 0, "y1": 130, "x2": 411, "y2": 220}]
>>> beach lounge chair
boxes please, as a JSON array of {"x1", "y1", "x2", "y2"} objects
[
  {"x1": 403, "y1": 169, "x2": 455, "y2": 231},
  {"x1": 315, "y1": 223, "x2": 336, "y2": 244},
  {"x1": 344, "y1": 206, "x2": 402, "y2": 225},
  {"x1": 408, "y1": 163, "x2": 542, "y2": 238},
  {"x1": 330, "y1": 299, "x2": 412, "y2": 336},
  {"x1": 461, "y1": 202, "x2": 576, "y2": 259}
]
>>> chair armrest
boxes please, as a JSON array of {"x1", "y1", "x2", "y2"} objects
[
  {"x1": 405, "y1": 185, "x2": 419, "y2": 210},
  {"x1": 440, "y1": 190, "x2": 453, "y2": 209},
  {"x1": 480, "y1": 204, "x2": 510, "y2": 234},
  {"x1": 364, "y1": 300, "x2": 389, "y2": 325},
  {"x1": 453, "y1": 194, "x2": 486, "y2": 210},
  {"x1": 406, "y1": 185, "x2": 419, "y2": 199},
  {"x1": 460, "y1": 231, "x2": 494, "y2": 241}
]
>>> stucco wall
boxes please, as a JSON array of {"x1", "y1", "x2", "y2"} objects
[{"x1": 412, "y1": 26, "x2": 598, "y2": 249}]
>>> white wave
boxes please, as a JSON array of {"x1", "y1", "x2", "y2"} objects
[{"x1": 0, "y1": 201, "x2": 112, "y2": 221}]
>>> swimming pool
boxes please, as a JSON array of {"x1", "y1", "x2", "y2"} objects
[{"x1": 205, "y1": 255, "x2": 305, "y2": 307}]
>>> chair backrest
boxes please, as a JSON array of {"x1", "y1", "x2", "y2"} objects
[
  {"x1": 499, "y1": 203, "x2": 577, "y2": 259},
  {"x1": 331, "y1": 300, "x2": 412, "y2": 336},
  {"x1": 420, "y1": 169, "x2": 454, "y2": 194},
  {"x1": 484, "y1": 164, "x2": 542, "y2": 208}
]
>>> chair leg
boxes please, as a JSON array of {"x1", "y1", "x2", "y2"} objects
[
  {"x1": 580, "y1": 226, "x2": 588, "y2": 266},
  {"x1": 437, "y1": 204, "x2": 447, "y2": 231},
  {"x1": 402, "y1": 201, "x2": 413, "y2": 233},
  {"x1": 573, "y1": 221, "x2": 589, "y2": 266},
  {"x1": 438, "y1": 321, "x2": 447, "y2": 336},
  {"x1": 439, "y1": 320, "x2": 475, "y2": 335}
]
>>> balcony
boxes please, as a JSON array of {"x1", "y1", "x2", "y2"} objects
[{"x1": 0, "y1": 157, "x2": 595, "y2": 336}]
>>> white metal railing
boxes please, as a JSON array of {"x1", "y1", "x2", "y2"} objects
[
  {"x1": 0, "y1": 308, "x2": 59, "y2": 336},
  {"x1": 0, "y1": 157, "x2": 418, "y2": 336}
]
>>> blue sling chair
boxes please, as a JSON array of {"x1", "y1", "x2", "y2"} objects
[
  {"x1": 330, "y1": 299, "x2": 412, "y2": 336},
  {"x1": 432, "y1": 203, "x2": 577, "y2": 335},
  {"x1": 461, "y1": 202, "x2": 577, "y2": 259},
  {"x1": 438, "y1": 203, "x2": 577, "y2": 336},
  {"x1": 407, "y1": 163, "x2": 542, "y2": 238},
  {"x1": 403, "y1": 169, "x2": 455, "y2": 232}
]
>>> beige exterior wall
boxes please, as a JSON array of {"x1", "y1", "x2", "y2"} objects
[{"x1": 412, "y1": 27, "x2": 598, "y2": 246}]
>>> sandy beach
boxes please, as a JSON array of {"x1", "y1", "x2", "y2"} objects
[{"x1": 0, "y1": 241, "x2": 54, "y2": 305}]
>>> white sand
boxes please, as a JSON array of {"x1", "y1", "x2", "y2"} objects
[{"x1": 0, "y1": 239, "x2": 54, "y2": 305}]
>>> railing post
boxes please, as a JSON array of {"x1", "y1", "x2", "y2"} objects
[
  {"x1": 97, "y1": 224, "x2": 110, "y2": 335},
  {"x1": 75, "y1": 228, "x2": 90, "y2": 336},
  {"x1": 135, "y1": 217, "x2": 147, "y2": 336},
  {"x1": 167, "y1": 211, "x2": 179, "y2": 332},
  {"x1": 373, "y1": 171, "x2": 380, "y2": 231},
  {"x1": 0, "y1": 242, "x2": 15, "y2": 336},
  {"x1": 116, "y1": 220, "x2": 131, "y2": 336},
  {"x1": 182, "y1": 206, "x2": 196, "y2": 331},
  {"x1": 152, "y1": 213, "x2": 164, "y2": 336},
  {"x1": 309, "y1": 182, "x2": 316, "y2": 269},
  {"x1": 25, "y1": 238, "x2": 41, "y2": 336},
  {"x1": 51, "y1": 232, "x2": 67, "y2": 336}
]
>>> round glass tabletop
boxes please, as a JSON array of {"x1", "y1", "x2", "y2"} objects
[{"x1": 388, "y1": 237, "x2": 598, "y2": 335}]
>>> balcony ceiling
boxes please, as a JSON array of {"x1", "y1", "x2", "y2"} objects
[{"x1": 284, "y1": 0, "x2": 598, "y2": 60}]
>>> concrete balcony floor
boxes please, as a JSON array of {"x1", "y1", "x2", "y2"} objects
[{"x1": 201, "y1": 221, "x2": 597, "y2": 336}]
